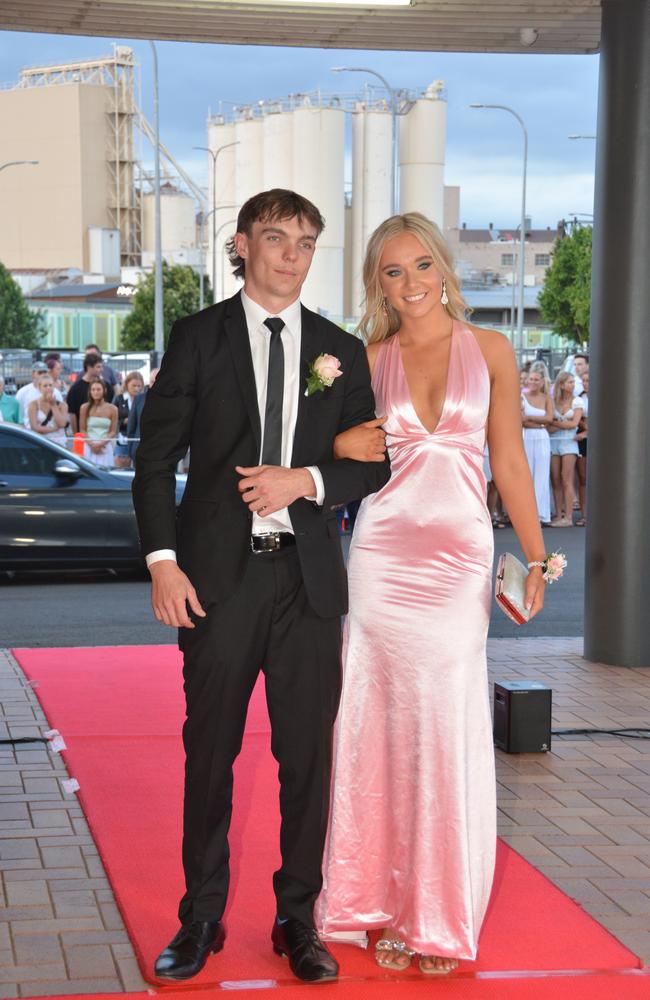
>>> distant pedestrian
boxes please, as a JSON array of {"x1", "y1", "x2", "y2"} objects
[
  {"x1": 66, "y1": 353, "x2": 112, "y2": 433},
  {"x1": 548, "y1": 371, "x2": 584, "y2": 527},
  {"x1": 127, "y1": 368, "x2": 158, "y2": 461},
  {"x1": 45, "y1": 353, "x2": 67, "y2": 398},
  {"x1": 16, "y1": 362, "x2": 64, "y2": 427},
  {"x1": 27, "y1": 374, "x2": 69, "y2": 446},
  {"x1": 576, "y1": 369, "x2": 589, "y2": 526},
  {"x1": 521, "y1": 368, "x2": 552, "y2": 524},
  {"x1": 80, "y1": 377, "x2": 118, "y2": 467},
  {"x1": 113, "y1": 371, "x2": 145, "y2": 468},
  {"x1": 77, "y1": 344, "x2": 121, "y2": 390},
  {"x1": 0, "y1": 375, "x2": 20, "y2": 424}
]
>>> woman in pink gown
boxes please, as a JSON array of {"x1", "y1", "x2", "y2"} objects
[{"x1": 316, "y1": 213, "x2": 546, "y2": 975}]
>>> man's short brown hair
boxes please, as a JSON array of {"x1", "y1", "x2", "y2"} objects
[
  {"x1": 83, "y1": 352, "x2": 102, "y2": 372},
  {"x1": 226, "y1": 189, "x2": 325, "y2": 280}
]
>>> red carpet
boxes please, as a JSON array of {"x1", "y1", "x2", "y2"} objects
[{"x1": 13, "y1": 645, "x2": 647, "y2": 1000}]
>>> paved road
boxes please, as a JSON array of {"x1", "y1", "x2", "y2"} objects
[{"x1": 1, "y1": 526, "x2": 584, "y2": 648}]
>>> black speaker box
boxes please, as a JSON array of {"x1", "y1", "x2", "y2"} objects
[{"x1": 493, "y1": 680, "x2": 552, "y2": 753}]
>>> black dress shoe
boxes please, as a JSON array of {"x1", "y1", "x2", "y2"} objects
[
  {"x1": 154, "y1": 920, "x2": 225, "y2": 980},
  {"x1": 272, "y1": 918, "x2": 338, "y2": 982}
]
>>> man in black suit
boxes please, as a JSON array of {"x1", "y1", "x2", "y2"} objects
[
  {"x1": 126, "y1": 368, "x2": 159, "y2": 461},
  {"x1": 132, "y1": 189, "x2": 389, "y2": 984}
]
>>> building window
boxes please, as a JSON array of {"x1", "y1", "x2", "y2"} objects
[
  {"x1": 535, "y1": 253, "x2": 550, "y2": 267},
  {"x1": 501, "y1": 253, "x2": 514, "y2": 266},
  {"x1": 94, "y1": 315, "x2": 109, "y2": 352},
  {"x1": 80, "y1": 315, "x2": 94, "y2": 348}
]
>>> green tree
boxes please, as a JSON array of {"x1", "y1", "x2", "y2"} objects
[
  {"x1": 538, "y1": 225, "x2": 592, "y2": 345},
  {"x1": 0, "y1": 262, "x2": 44, "y2": 349},
  {"x1": 121, "y1": 263, "x2": 213, "y2": 350}
]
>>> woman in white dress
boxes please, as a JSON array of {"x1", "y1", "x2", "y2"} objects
[
  {"x1": 548, "y1": 371, "x2": 583, "y2": 527},
  {"x1": 80, "y1": 377, "x2": 118, "y2": 467},
  {"x1": 27, "y1": 373, "x2": 69, "y2": 447},
  {"x1": 521, "y1": 368, "x2": 552, "y2": 524}
]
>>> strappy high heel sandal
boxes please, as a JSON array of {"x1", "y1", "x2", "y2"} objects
[{"x1": 374, "y1": 937, "x2": 415, "y2": 971}]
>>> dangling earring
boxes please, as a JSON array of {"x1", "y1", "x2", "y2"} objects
[{"x1": 440, "y1": 278, "x2": 449, "y2": 306}]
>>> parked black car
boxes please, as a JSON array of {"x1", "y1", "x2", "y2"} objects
[{"x1": 0, "y1": 424, "x2": 185, "y2": 571}]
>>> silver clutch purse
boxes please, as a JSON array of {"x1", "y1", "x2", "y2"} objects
[{"x1": 495, "y1": 552, "x2": 530, "y2": 625}]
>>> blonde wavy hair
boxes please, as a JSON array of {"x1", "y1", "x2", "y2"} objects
[
  {"x1": 358, "y1": 212, "x2": 470, "y2": 344},
  {"x1": 553, "y1": 370, "x2": 577, "y2": 410},
  {"x1": 528, "y1": 361, "x2": 551, "y2": 396}
]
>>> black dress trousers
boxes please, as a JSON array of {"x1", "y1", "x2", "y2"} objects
[{"x1": 178, "y1": 545, "x2": 342, "y2": 928}]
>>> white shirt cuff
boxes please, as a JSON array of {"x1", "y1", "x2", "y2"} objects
[
  {"x1": 146, "y1": 549, "x2": 177, "y2": 568},
  {"x1": 304, "y1": 466, "x2": 325, "y2": 505}
]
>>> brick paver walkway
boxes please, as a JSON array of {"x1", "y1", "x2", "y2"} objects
[{"x1": 1, "y1": 639, "x2": 650, "y2": 995}]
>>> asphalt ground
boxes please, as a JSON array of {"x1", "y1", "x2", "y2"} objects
[{"x1": 1, "y1": 526, "x2": 585, "y2": 648}]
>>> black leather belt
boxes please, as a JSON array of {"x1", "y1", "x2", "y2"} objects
[{"x1": 250, "y1": 532, "x2": 296, "y2": 554}]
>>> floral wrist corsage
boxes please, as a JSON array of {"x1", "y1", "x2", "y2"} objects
[
  {"x1": 305, "y1": 353, "x2": 342, "y2": 396},
  {"x1": 527, "y1": 552, "x2": 567, "y2": 584}
]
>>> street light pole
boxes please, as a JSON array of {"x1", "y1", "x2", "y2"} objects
[
  {"x1": 193, "y1": 142, "x2": 239, "y2": 301},
  {"x1": 200, "y1": 205, "x2": 239, "y2": 300},
  {"x1": 149, "y1": 41, "x2": 164, "y2": 361},
  {"x1": 0, "y1": 160, "x2": 39, "y2": 173},
  {"x1": 215, "y1": 217, "x2": 238, "y2": 302},
  {"x1": 332, "y1": 66, "x2": 399, "y2": 215},
  {"x1": 470, "y1": 103, "x2": 528, "y2": 352}
]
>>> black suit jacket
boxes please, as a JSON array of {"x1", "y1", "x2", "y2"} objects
[
  {"x1": 132, "y1": 292, "x2": 390, "y2": 618},
  {"x1": 126, "y1": 391, "x2": 147, "y2": 459}
]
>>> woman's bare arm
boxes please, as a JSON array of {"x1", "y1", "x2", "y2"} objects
[
  {"x1": 473, "y1": 326, "x2": 547, "y2": 618},
  {"x1": 28, "y1": 399, "x2": 49, "y2": 435}
]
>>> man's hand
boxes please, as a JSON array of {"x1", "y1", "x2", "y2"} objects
[
  {"x1": 333, "y1": 417, "x2": 387, "y2": 462},
  {"x1": 149, "y1": 560, "x2": 206, "y2": 628},
  {"x1": 235, "y1": 465, "x2": 315, "y2": 516}
]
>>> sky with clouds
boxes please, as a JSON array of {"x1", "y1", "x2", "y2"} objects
[{"x1": 0, "y1": 30, "x2": 599, "y2": 229}]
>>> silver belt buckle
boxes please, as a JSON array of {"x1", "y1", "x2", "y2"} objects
[{"x1": 250, "y1": 532, "x2": 280, "y2": 554}]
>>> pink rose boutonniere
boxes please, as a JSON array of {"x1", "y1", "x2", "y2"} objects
[{"x1": 305, "y1": 353, "x2": 343, "y2": 396}]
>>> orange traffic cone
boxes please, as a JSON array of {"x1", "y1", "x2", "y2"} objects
[{"x1": 72, "y1": 433, "x2": 85, "y2": 457}]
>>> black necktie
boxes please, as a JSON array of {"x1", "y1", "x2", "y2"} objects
[{"x1": 262, "y1": 317, "x2": 285, "y2": 466}]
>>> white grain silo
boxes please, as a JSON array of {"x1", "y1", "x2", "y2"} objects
[
  {"x1": 350, "y1": 102, "x2": 393, "y2": 317},
  {"x1": 142, "y1": 183, "x2": 196, "y2": 255},
  {"x1": 291, "y1": 101, "x2": 345, "y2": 318},
  {"x1": 262, "y1": 106, "x2": 293, "y2": 189},
  {"x1": 399, "y1": 81, "x2": 447, "y2": 226},
  {"x1": 235, "y1": 114, "x2": 264, "y2": 207},
  {"x1": 212, "y1": 114, "x2": 263, "y2": 299}
]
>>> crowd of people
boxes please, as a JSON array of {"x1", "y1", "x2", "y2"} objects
[
  {"x1": 486, "y1": 353, "x2": 589, "y2": 529},
  {"x1": 1, "y1": 342, "x2": 590, "y2": 520},
  {"x1": 0, "y1": 345, "x2": 156, "y2": 469}
]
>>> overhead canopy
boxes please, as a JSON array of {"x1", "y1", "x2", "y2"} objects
[{"x1": 1, "y1": 1, "x2": 601, "y2": 54}]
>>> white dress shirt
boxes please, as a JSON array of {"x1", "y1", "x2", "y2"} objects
[{"x1": 146, "y1": 290, "x2": 325, "y2": 568}]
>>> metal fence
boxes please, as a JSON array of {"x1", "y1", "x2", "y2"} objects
[{"x1": 0, "y1": 350, "x2": 154, "y2": 392}]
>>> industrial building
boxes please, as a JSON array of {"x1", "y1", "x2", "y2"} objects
[
  {"x1": 0, "y1": 48, "x2": 141, "y2": 274},
  {"x1": 1, "y1": 46, "x2": 561, "y2": 348},
  {"x1": 206, "y1": 81, "x2": 448, "y2": 319},
  {"x1": 0, "y1": 47, "x2": 205, "y2": 283}
]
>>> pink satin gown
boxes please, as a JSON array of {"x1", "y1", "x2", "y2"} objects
[{"x1": 316, "y1": 321, "x2": 496, "y2": 959}]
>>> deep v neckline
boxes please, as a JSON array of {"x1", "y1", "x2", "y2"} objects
[{"x1": 396, "y1": 321, "x2": 456, "y2": 435}]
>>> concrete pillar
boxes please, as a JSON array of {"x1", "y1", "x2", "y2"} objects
[{"x1": 584, "y1": 0, "x2": 650, "y2": 666}]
